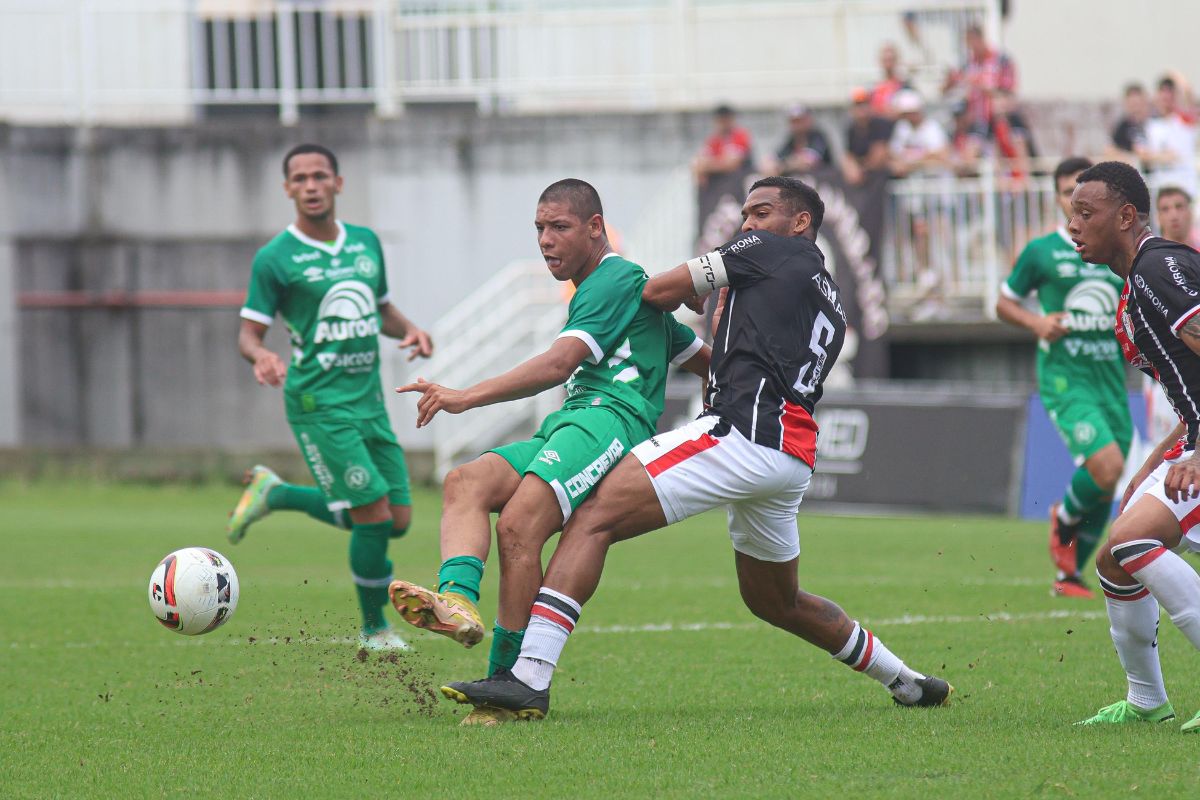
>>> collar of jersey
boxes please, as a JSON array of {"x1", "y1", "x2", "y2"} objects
[
  {"x1": 1055, "y1": 226, "x2": 1073, "y2": 247},
  {"x1": 286, "y1": 220, "x2": 347, "y2": 256}
]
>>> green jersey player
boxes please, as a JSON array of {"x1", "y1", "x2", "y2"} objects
[
  {"x1": 996, "y1": 156, "x2": 1132, "y2": 599},
  {"x1": 227, "y1": 144, "x2": 433, "y2": 650},
  {"x1": 388, "y1": 179, "x2": 710, "y2": 724}
]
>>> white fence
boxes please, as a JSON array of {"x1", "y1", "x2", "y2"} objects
[
  {"x1": 0, "y1": 0, "x2": 997, "y2": 124},
  {"x1": 883, "y1": 165, "x2": 1059, "y2": 320}
]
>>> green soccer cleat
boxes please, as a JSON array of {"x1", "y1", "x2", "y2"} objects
[
  {"x1": 389, "y1": 580, "x2": 485, "y2": 648},
  {"x1": 1075, "y1": 700, "x2": 1176, "y2": 726},
  {"x1": 1182, "y1": 710, "x2": 1200, "y2": 733},
  {"x1": 226, "y1": 465, "x2": 281, "y2": 545},
  {"x1": 441, "y1": 669, "x2": 549, "y2": 720}
]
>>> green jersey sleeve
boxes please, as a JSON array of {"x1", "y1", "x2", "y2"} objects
[
  {"x1": 368, "y1": 229, "x2": 392, "y2": 306},
  {"x1": 557, "y1": 260, "x2": 646, "y2": 364},
  {"x1": 241, "y1": 249, "x2": 284, "y2": 326},
  {"x1": 1002, "y1": 240, "x2": 1043, "y2": 301},
  {"x1": 667, "y1": 313, "x2": 703, "y2": 365}
]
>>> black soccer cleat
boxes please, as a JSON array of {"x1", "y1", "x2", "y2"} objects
[
  {"x1": 441, "y1": 669, "x2": 550, "y2": 720},
  {"x1": 894, "y1": 675, "x2": 954, "y2": 707}
]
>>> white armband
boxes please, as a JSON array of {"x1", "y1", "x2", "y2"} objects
[{"x1": 687, "y1": 251, "x2": 728, "y2": 295}]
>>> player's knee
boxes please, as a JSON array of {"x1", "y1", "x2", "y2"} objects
[
  {"x1": 495, "y1": 515, "x2": 537, "y2": 563},
  {"x1": 443, "y1": 465, "x2": 474, "y2": 503},
  {"x1": 390, "y1": 506, "x2": 411, "y2": 538},
  {"x1": 1091, "y1": 459, "x2": 1124, "y2": 490}
]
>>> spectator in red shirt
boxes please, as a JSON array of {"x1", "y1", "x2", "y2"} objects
[
  {"x1": 942, "y1": 23, "x2": 1016, "y2": 127},
  {"x1": 693, "y1": 104, "x2": 754, "y2": 187}
]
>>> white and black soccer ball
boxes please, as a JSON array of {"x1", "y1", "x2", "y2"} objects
[{"x1": 148, "y1": 547, "x2": 240, "y2": 635}]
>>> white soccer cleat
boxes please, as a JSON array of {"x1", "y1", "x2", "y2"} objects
[{"x1": 358, "y1": 626, "x2": 411, "y2": 651}]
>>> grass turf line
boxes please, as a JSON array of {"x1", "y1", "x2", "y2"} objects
[{"x1": 1, "y1": 482, "x2": 1198, "y2": 798}]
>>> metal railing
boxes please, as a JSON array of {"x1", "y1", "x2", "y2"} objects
[
  {"x1": 0, "y1": 0, "x2": 997, "y2": 124},
  {"x1": 883, "y1": 163, "x2": 1059, "y2": 320}
]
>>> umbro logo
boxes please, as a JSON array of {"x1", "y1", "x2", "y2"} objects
[
  {"x1": 538, "y1": 450, "x2": 561, "y2": 465},
  {"x1": 304, "y1": 267, "x2": 325, "y2": 282}
]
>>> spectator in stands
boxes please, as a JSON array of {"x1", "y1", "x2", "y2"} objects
[
  {"x1": 870, "y1": 43, "x2": 911, "y2": 120},
  {"x1": 888, "y1": 90, "x2": 950, "y2": 177},
  {"x1": 942, "y1": 23, "x2": 1016, "y2": 128},
  {"x1": 1144, "y1": 73, "x2": 1198, "y2": 196},
  {"x1": 988, "y1": 88, "x2": 1038, "y2": 179},
  {"x1": 888, "y1": 89, "x2": 951, "y2": 321},
  {"x1": 842, "y1": 87, "x2": 892, "y2": 186},
  {"x1": 949, "y1": 101, "x2": 986, "y2": 177},
  {"x1": 769, "y1": 104, "x2": 833, "y2": 176},
  {"x1": 1156, "y1": 185, "x2": 1200, "y2": 250},
  {"x1": 1108, "y1": 83, "x2": 1150, "y2": 165},
  {"x1": 692, "y1": 104, "x2": 753, "y2": 188}
]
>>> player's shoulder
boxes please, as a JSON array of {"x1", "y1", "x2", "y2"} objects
[
  {"x1": 340, "y1": 221, "x2": 380, "y2": 244},
  {"x1": 1134, "y1": 237, "x2": 1200, "y2": 279},
  {"x1": 253, "y1": 229, "x2": 296, "y2": 266},
  {"x1": 579, "y1": 254, "x2": 647, "y2": 294}
]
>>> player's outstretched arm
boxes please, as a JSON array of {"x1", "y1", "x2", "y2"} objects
[
  {"x1": 396, "y1": 336, "x2": 592, "y2": 428},
  {"x1": 379, "y1": 302, "x2": 433, "y2": 361},
  {"x1": 237, "y1": 319, "x2": 287, "y2": 387},
  {"x1": 995, "y1": 295, "x2": 1068, "y2": 342},
  {"x1": 643, "y1": 264, "x2": 708, "y2": 313}
]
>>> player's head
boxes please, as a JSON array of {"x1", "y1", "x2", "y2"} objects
[
  {"x1": 1068, "y1": 161, "x2": 1151, "y2": 265},
  {"x1": 282, "y1": 143, "x2": 342, "y2": 223},
  {"x1": 1156, "y1": 185, "x2": 1194, "y2": 244},
  {"x1": 742, "y1": 176, "x2": 824, "y2": 241},
  {"x1": 1052, "y1": 156, "x2": 1093, "y2": 219},
  {"x1": 535, "y1": 178, "x2": 608, "y2": 284}
]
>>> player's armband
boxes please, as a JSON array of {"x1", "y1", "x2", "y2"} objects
[{"x1": 687, "y1": 251, "x2": 728, "y2": 295}]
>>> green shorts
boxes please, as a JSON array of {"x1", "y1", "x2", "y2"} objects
[
  {"x1": 1046, "y1": 398, "x2": 1133, "y2": 464},
  {"x1": 489, "y1": 406, "x2": 635, "y2": 522},
  {"x1": 289, "y1": 412, "x2": 412, "y2": 511}
]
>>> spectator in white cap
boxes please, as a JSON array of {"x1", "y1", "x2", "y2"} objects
[{"x1": 889, "y1": 90, "x2": 950, "y2": 177}]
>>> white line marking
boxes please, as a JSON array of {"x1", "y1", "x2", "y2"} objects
[{"x1": 3, "y1": 609, "x2": 1108, "y2": 650}]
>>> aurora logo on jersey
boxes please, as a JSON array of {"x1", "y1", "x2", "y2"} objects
[
  {"x1": 313, "y1": 281, "x2": 380, "y2": 344},
  {"x1": 1061, "y1": 280, "x2": 1119, "y2": 332},
  {"x1": 564, "y1": 438, "x2": 625, "y2": 499}
]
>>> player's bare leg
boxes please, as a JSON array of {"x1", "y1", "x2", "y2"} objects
[
  {"x1": 733, "y1": 551, "x2": 950, "y2": 707},
  {"x1": 1081, "y1": 495, "x2": 1194, "y2": 726},
  {"x1": 390, "y1": 453, "x2": 519, "y2": 647},
  {"x1": 441, "y1": 454, "x2": 666, "y2": 718}
]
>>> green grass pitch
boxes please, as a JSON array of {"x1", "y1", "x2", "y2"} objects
[{"x1": 2, "y1": 481, "x2": 1199, "y2": 798}]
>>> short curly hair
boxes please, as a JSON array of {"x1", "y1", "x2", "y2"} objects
[{"x1": 1076, "y1": 161, "x2": 1151, "y2": 215}]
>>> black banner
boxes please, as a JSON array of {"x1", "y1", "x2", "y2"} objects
[
  {"x1": 810, "y1": 388, "x2": 1026, "y2": 513},
  {"x1": 696, "y1": 166, "x2": 891, "y2": 378}
]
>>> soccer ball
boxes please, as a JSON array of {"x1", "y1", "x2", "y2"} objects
[{"x1": 148, "y1": 547, "x2": 240, "y2": 635}]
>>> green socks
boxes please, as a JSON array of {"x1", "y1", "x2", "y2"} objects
[
  {"x1": 350, "y1": 520, "x2": 394, "y2": 633},
  {"x1": 267, "y1": 484, "x2": 349, "y2": 530},
  {"x1": 1074, "y1": 504, "x2": 1112, "y2": 574},
  {"x1": 1060, "y1": 467, "x2": 1110, "y2": 523},
  {"x1": 437, "y1": 555, "x2": 484, "y2": 603},
  {"x1": 488, "y1": 624, "x2": 525, "y2": 677}
]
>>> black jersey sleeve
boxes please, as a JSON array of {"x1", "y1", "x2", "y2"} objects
[
  {"x1": 717, "y1": 231, "x2": 788, "y2": 288},
  {"x1": 1134, "y1": 248, "x2": 1200, "y2": 337},
  {"x1": 686, "y1": 231, "x2": 787, "y2": 295}
]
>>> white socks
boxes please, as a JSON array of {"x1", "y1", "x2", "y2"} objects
[
  {"x1": 832, "y1": 621, "x2": 925, "y2": 705},
  {"x1": 1098, "y1": 572, "x2": 1169, "y2": 710},
  {"x1": 1115, "y1": 539, "x2": 1200, "y2": 651},
  {"x1": 510, "y1": 587, "x2": 582, "y2": 691}
]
